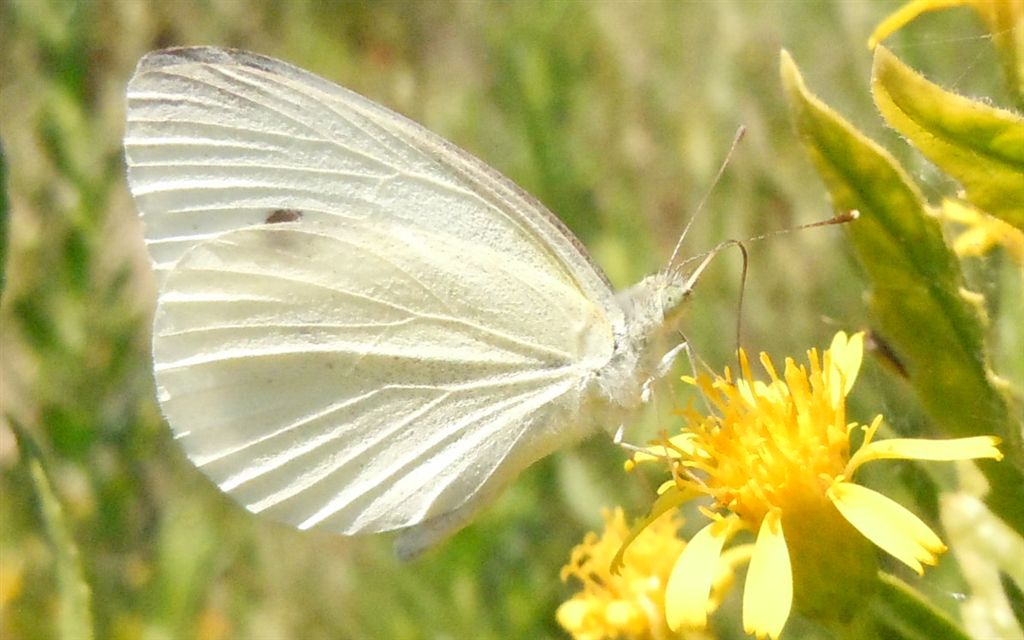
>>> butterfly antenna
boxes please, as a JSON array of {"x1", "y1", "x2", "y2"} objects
[
  {"x1": 692, "y1": 210, "x2": 858, "y2": 370},
  {"x1": 668, "y1": 126, "x2": 747, "y2": 269},
  {"x1": 670, "y1": 238, "x2": 750, "y2": 373},
  {"x1": 745, "y1": 209, "x2": 860, "y2": 245}
]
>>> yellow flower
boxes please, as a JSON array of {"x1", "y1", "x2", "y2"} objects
[
  {"x1": 624, "y1": 332, "x2": 1002, "y2": 639},
  {"x1": 558, "y1": 507, "x2": 717, "y2": 640},
  {"x1": 939, "y1": 199, "x2": 1024, "y2": 265}
]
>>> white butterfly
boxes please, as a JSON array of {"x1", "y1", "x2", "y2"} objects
[{"x1": 124, "y1": 47, "x2": 701, "y2": 558}]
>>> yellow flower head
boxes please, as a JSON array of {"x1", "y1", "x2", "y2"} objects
[
  {"x1": 625, "y1": 332, "x2": 1002, "y2": 639},
  {"x1": 557, "y1": 508, "x2": 687, "y2": 640}
]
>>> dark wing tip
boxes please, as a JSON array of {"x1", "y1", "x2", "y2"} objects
[{"x1": 133, "y1": 46, "x2": 315, "y2": 84}]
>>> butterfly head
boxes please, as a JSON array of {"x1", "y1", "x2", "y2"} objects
[
  {"x1": 658, "y1": 269, "x2": 693, "y2": 325},
  {"x1": 614, "y1": 269, "x2": 693, "y2": 348}
]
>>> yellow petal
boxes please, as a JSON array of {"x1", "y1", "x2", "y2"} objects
[
  {"x1": 827, "y1": 330, "x2": 864, "y2": 396},
  {"x1": 942, "y1": 199, "x2": 1024, "y2": 261},
  {"x1": 941, "y1": 198, "x2": 983, "y2": 224},
  {"x1": 829, "y1": 482, "x2": 947, "y2": 574},
  {"x1": 848, "y1": 436, "x2": 1002, "y2": 475},
  {"x1": 656, "y1": 479, "x2": 677, "y2": 495},
  {"x1": 556, "y1": 599, "x2": 590, "y2": 631},
  {"x1": 629, "y1": 433, "x2": 697, "y2": 464},
  {"x1": 665, "y1": 520, "x2": 736, "y2": 631},
  {"x1": 611, "y1": 486, "x2": 696, "y2": 574},
  {"x1": 743, "y1": 512, "x2": 792, "y2": 640},
  {"x1": 953, "y1": 227, "x2": 1000, "y2": 257},
  {"x1": 868, "y1": 0, "x2": 969, "y2": 48}
]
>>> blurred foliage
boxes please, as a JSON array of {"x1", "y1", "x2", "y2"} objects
[
  {"x1": 1, "y1": 140, "x2": 8, "y2": 296},
  {"x1": 0, "y1": 1, "x2": 1020, "y2": 639},
  {"x1": 15, "y1": 424, "x2": 93, "y2": 640}
]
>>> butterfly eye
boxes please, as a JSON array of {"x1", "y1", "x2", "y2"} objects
[{"x1": 661, "y1": 281, "x2": 691, "y2": 320}]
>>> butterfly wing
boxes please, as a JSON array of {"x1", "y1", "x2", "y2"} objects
[
  {"x1": 154, "y1": 220, "x2": 615, "y2": 545},
  {"x1": 124, "y1": 46, "x2": 620, "y2": 328}
]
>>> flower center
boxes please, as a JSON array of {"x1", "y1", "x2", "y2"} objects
[{"x1": 674, "y1": 348, "x2": 854, "y2": 527}]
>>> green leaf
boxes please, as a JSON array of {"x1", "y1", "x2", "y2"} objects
[
  {"x1": 872, "y1": 572, "x2": 972, "y2": 640},
  {"x1": 871, "y1": 46, "x2": 1024, "y2": 230},
  {"x1": 867, "y1": 1, "x2": 1024, "y2": 108},
  {"x1": 1001, "y1": 570, "x2": 1024, "y2": 634},
  {"x1": 15, "y1": 422, "x2": 94, "y2": 640},
  {"x1": 979, "y1": 0, "x2": 1024, "y2": 107},
  {"x1": 780, "y1": 50, "x2": 1024, "y2": 536}
]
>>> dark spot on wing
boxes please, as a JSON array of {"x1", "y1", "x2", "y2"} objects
[{"x1": 265, "y1": 209, "x2": 303, "y2": 223}]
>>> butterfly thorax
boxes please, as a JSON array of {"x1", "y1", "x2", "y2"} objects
[{"x1": 591, "y1": 270, "x2": 691, "y2": 414}]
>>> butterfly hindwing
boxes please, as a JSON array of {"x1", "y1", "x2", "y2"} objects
[{"x1": 153, "y1": 221, "x2": 615, "y2": 539}]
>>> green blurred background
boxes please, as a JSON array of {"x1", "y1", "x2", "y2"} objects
[{"x1": 0, "y1": 1, "x2": 1016, "y2": 639}]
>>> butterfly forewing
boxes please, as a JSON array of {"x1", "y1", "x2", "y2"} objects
[{"x1": 125, "y1": 46, "x2": 620, "y2": 328}]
